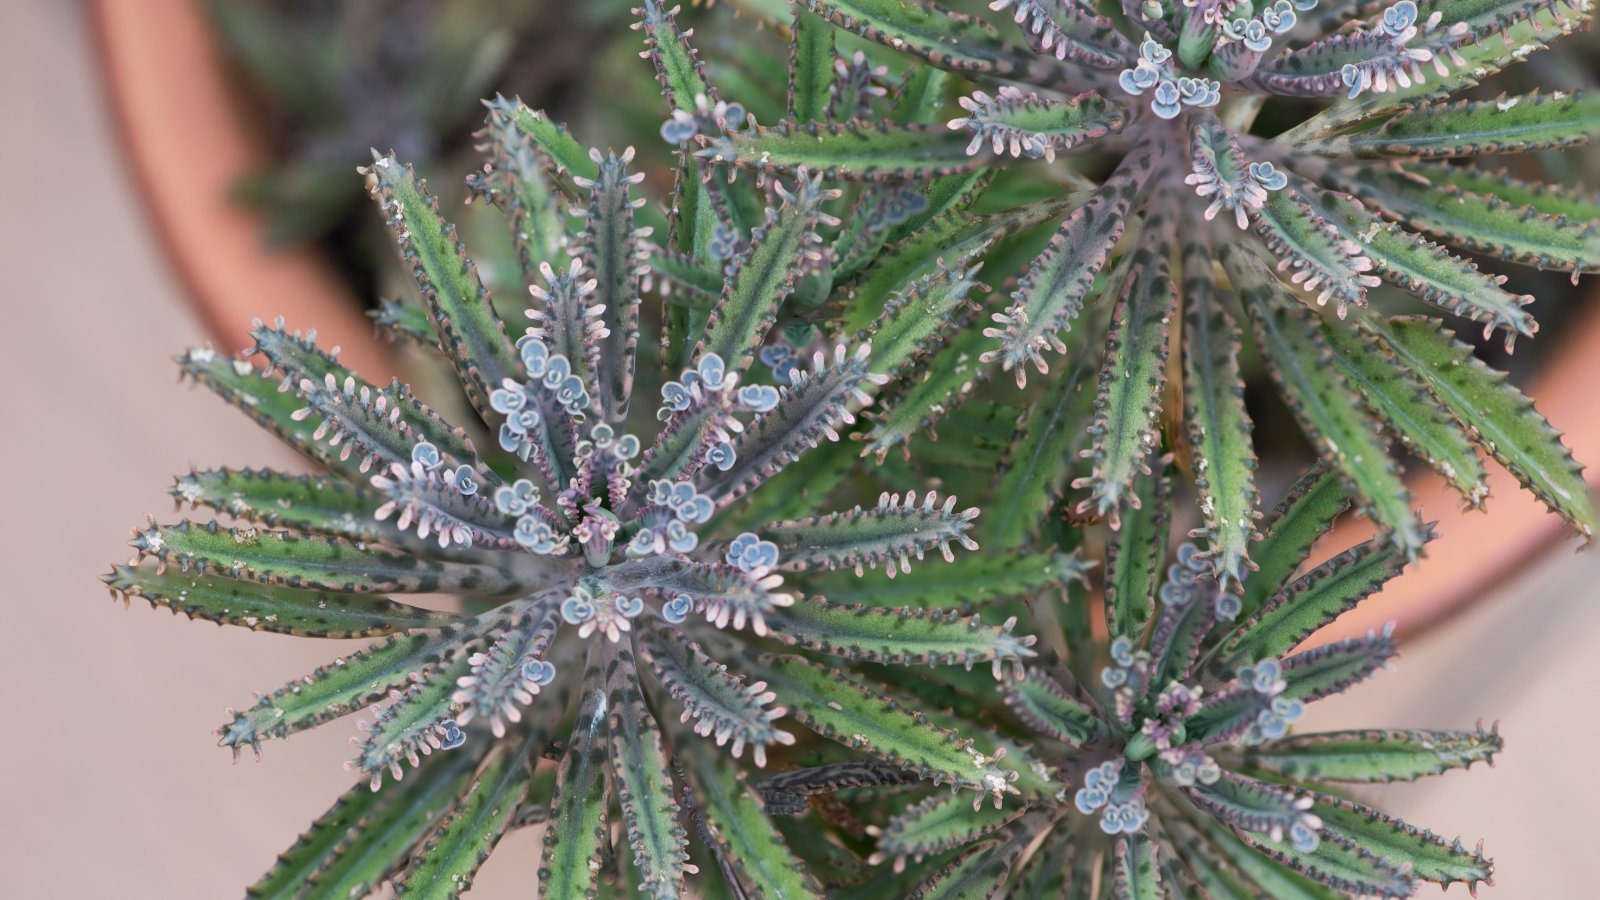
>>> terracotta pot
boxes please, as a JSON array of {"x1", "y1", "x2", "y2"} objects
[
  {"x1": 94, "y1": 1, "x2": 1597, "y2": 645},
  {"x1": 91, "y1": 0, "x2": 394, "y2": 382}
]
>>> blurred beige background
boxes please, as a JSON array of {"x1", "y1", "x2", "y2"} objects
[{"x1": 1, "y1": 2, "x2": 1595, "y2": 897}]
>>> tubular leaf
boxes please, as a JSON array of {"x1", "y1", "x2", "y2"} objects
[
  {"x1": 1242, "y1": 725, "x2": 1502, "y2": 783},
  {"x1": 1105, "y1": 466, "x2": 1171, "y2": 640},
  {"x1": 1004, "y1": 668, "x2": 1107, "y2": 747},
  {"x1": 763, "y1": 490, "x2": 980, "y2": 576},
  {"x1": 1226, "y1": 247, "x2": 1425, "y2": 556},
  {"x1": 397, "y1": 735, "x2": 537, "y2": 898},
  {"x1": 638, "y1": 625, "x2": 792, "y2": 765},
  {"x1": 757, "y1": 654, "x2": 1017, "y2": 797},
  {"x1": 764, "y1": 600, "x2": 1037, "y2": 675},
  {"x1": 540, "y1": 658, "x2": 611, "y2": 900},
  {"x1": 698, "y1": 120, "x2": 992, "y2": 181},
  {"x1": 104, "y1": 564, "x2": 453, "y2": 638},
  {"x1": 1306, "y1": 91, "x2": 1599, "y2": 159},
  {"x1": 1361, "y1": 316, "x2": 1597, "y2": 539},
  {"x1": 605, "y1": 641, "x2": 691, "y2": 897},
  {"x1": 1321, "y1": 317, "x2": 1489, "y2": 506},
  {"x1": 1311, "y1": 793, "x2": 1493, "y2": 891},
  {"x1": 1244, "y1": 465, "x2": 1349, "y2": 620},
  {"x1": 803, "y1": 0, "x2": 1028, "y2": 77},
  {"x1": 1182, "y1": 242, "x2": 1259, "y2": 587}
]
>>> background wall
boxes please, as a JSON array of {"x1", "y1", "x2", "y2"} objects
[{"x1": 1, "y1": 2, "x2": 1593, "y2": 896}]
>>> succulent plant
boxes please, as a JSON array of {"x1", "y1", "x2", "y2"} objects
[
  {"x1": 853, "y1": 463, "x2": 1499, "y2": 898},
  {"x1": 101, "y1": 14, "x2": 1077, "y2": 888},
  {"x1": 673, "y1": 0, "x2": 1599, "y2": 582}
]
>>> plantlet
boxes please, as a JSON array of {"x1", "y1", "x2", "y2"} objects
[
  {"x1": 856, "y1": 464, "x2": 1500, "y2": 898},
  {"x1": 677, "y1": 0, "x2": 1599, "y2": 580},
  {"x1": 103, "y1": 41, "x2": 1065, "y2": 896}
]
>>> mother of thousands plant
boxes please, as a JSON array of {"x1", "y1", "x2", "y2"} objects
[
  {"x1": 685, "y1": 0, "x2": 1599, "y2": 583},
  {"x1": 846, "y1": 464, "x2": 1501, "y2": 898},
  {"x1": 102, "y1": 27, "x2": 1060, "y2": 894},
  {"x1": 100, "y1": 0, "x2": 1563, "y2": 896}
]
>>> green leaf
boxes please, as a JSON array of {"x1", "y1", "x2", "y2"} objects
[
  {"x1": 1306, "y1": 91, "x2": 1599, "y2": 158},
  {"x1": 1244, "y1": 465, "x2": 1350, "y2": 620},
  {"x1": 364, "y1": 152, "x2": 521, "y2": 424},
  {"x1": 863, "y1": 261, "x2": 985, "y2": 382},
  {"x1": 1112, "y1": 832, "x2": 1164, "y2": 900},
  {"x1": 763, "y1": 490, "x2": 981, "y2": 576},
  {"x1": 873, "y1": 792, "x2": 1026, "y2": 863},
  {"x1": 1243, "y1": 724, "x2": 1502, "y2": 783},
  {"x1": 677, "y1": 737, "x2": 824, "y2": 899},
  {"x1": 696, "y1": 174, "x2": 831, "y2": 371},
  {"x1": 1182, "y1": 242, "x2": 1259, "y2": 588},
  {"x1": 1362, "y1": 316, "x2": 1597, "y2": 540},
  {"x1": 1232, "y1": 828, "x2": 1413, "y2": 898},
  {"x1": 698, "y1": 120, "x2": 991, "y2": 181},
  {"x1": 803, "y1": 0, "x2": 1026, "y2": 77},
  {"x1": 130, "y1": 520, "x2": 522, "y2": 595},
  {"x1": 1226, "y1": 247, "x2": 1425, "y2": 557},
  {"x1": 473, "y1": 100, "x2": 567, "y2": 278},
  {"x1": 1313, "y1": 189, "x2": 1537, "y2": 351},
  {"x1": 1310, "y1": 792, "x2": 1494, "y2": 890},
  {"x1": 248, "y1": 746, "x2": 481, "y2": 899},
  {"x1": 1215, "y1": 536, "x2": 1414, "y2": 671},
  {"x1": 576, "y1": 150, "x2": 647, "y2": 422},
  {"x1": 540, "y1": 655, "x2": 611, "y2": 900},
  {"x1": 757, "y1": 654, "x2": 1017, "y2": 798},
  {"x1": 984, "y1": 141, "x2": 1156, "y2": 382},
  {"x1": 104, "y1": 564, "x2": 453, "y2": 638},
  {"x1": 1331, "y1": 165, "x2": 1600, "y2": 275},
  {"x1": 491, "y1": 98, "x2": 599, "y2": 200},
  {"x1": 1081, "y1": 213, "x2": 1178, "y2": 519},
  {"x1": 1279, "y1": 629, "x2": 1399, "y2": 703},
  {"x1": 637, "y1": 625, "x2": 792, "y2": 765},
  {"x1": 1250, "y1": 189, "x2": 1379, "y2": 315},
  {"x1": 175, "y1": 348, "x2": 365, "y2": 482},
  {"x1": 169, "y1": 467, "x2": 404, "y2": 545},
  {"x1": 217, "y1": 627, "x2": 467, "y2": 755},
  {"x1": 1417, "y1": 162, "x2": 1600, "y2": 224},
  {"x1": 805, "y1": 550, "x2": 1088, "y2": 609},
  {"x1": 765, "y1": 599, "x2": 1036, "y2": 675},
  {"x1": 1321, "y1": 317, "x2": 1489, "y2": 506},
  {"x1": 907, "y1": 812, "x2": 1052, "y2": 900},
  {"x1": 398, "y1": 734, "x2": 537, "y2": 898},
  {"x1": 861, "y1": 326, "x2": 996, "y2": 463},
  {"x1": 1179, "y1": 809, "x2": 1342, "y2": 899},
  {"x1": 638, "y1": 0, "x2": 717, "y2": 112},
  {"x1": 983, "y1": 345, "x2": 1099, "y2": 549},
  {"x1": 948, "y1": 89, "x2": 1131, "y2": 163},
  {"x1": 1105, "y1": 465, "x2": 1171, "y2": 641},
  {"x1": 604, "y1": 641, "x2": 691, "y2": 898},
  {"x1": 789, "y1": 9, "x2": 836, "y2": 121},
  {"x1": 1003, "y1": 668, "x2": 1107, "y2": 747}
]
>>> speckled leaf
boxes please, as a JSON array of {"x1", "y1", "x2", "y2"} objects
[
  {"x1": 876, "y1": 792, "x2": 1027, "y2": 863},
  {"x1": 984, "y1": 141, "x2": 1155, "y2": 382},
  {"x1": 1279, "y1": 629, "x2": 1399, "y2": 703},
  {"x1": 790, "y1": 9, "x2": 836, "y2": 121},
  {"x1": 248, "y1": 746, "x2": 481, "y2": 899},
  {"x1": 764, "y1": 490, "x2": 980, "y2": 576},
  {"x1": 1243, "y1": 725, "x2": 1502, "y2": 783},
  {"x1": 1330, "y1": 165, "x2": 1600, "y2": 275},
  {"x1": 130, "y1": 521, "x2": 522, "y2": 595},
  {"x1": 1244, "y1": 465, "x2": 1350, "y2": 620},
  {"x1": 637, "y1": 625, "x2": 791, "y2": 765},
  {"x1": 984, "y1": 341, "x2": 1098, "y2": 549},
  {"x1": 397, "y1": 734, "x2": 536, "y2": 898},
  {"x1": 473, "y1": 100, "x2": 567, "y2": 277},
  {"x1": 1105, "y1": 465, "x2": 1171, "y2": 641},
  {"x1": 1233, "y1": 827, "x2": 1413, "y2": 898},
  {"x1": 1362, "y1": 316, "x2": 1597, "y2": 540},
  {"x1": 1004, "y1": 668, "x2": 1107, "y2": 747},
  {"x1": 168, "y1": 467, "x2": 402, "y2": 545},
  {"x1": 104, "y1": 564, "x2": 453, "y2": 638},
  {"x1": 1308, "y1": 91, "x2": 1599, "y2": 159},
  {"x1": 803, "y1": 0, "x2": 1027, "y2": 77},
  {"x1": 908, "y1": 812, "x2": 1052, "y2": 900},
  {"x1": 1314, "y1": 189, "x2": 1537, "y2": 350},
  {"x1": 756, "y1": 654, "x2": 1016, "y2": 797},
  {"x1": 1182, "y1": 242, "x2": 1259, "y2": 588},
  {"x1": 1250, "y1": 188, "x2": 1377, "y2": 315},
  {"x1": 678, "y1": 736, "x2": 823, "y2": 899},
  {"x1": 493, "y1": 99, "x2": 599, "y2": 199},
  {"x1": 637, "y1": 0, "x2": 717, "y2": 112},
  {"x1": 1419, "y1": 162, "x2": 1600, "y2": 224},
  {"x1": 1080, "y1": 212, "x2": 1178, "y2": 520},
  {"x1": 1215, "y1": 536, "x2": 1413, "y2": 671},
  {"x1": 540, "y1": 658, "x2": 611, "y2": 900},
  {"x1": 861, "y1": 327, "x2": 996, "y2": 462},
  {"x1": 1226, "y1": 248, "x2": 1425, "y2": 557},
  {"x1": 1112, "y1": 832, "x2": 1163, "y2": 900},
  {"x1": 364, "y1": 153, "x2": 521, "y2": 424},
  {"x1": 765, "y1": 599, "x2": 1036, "y2": 675},
  {"x1": 695, "y1": 174, "x2": 831, "y2": 372},
  {"x1": 1311, "y1": 793, "x2": 1493, "y2": 891},
  {"x1": 1321, "y1": 318, "x2": 1489, "y2": 506},
  {"x1": 699, "y1": 120, "x2": 992, "y2": 181},
  {"x1": 805, "y1": 550, "x2": 1088, "y2": 609},
  {"x1": 604, "y1": 641, "x2": 691, "y2": 898}
]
